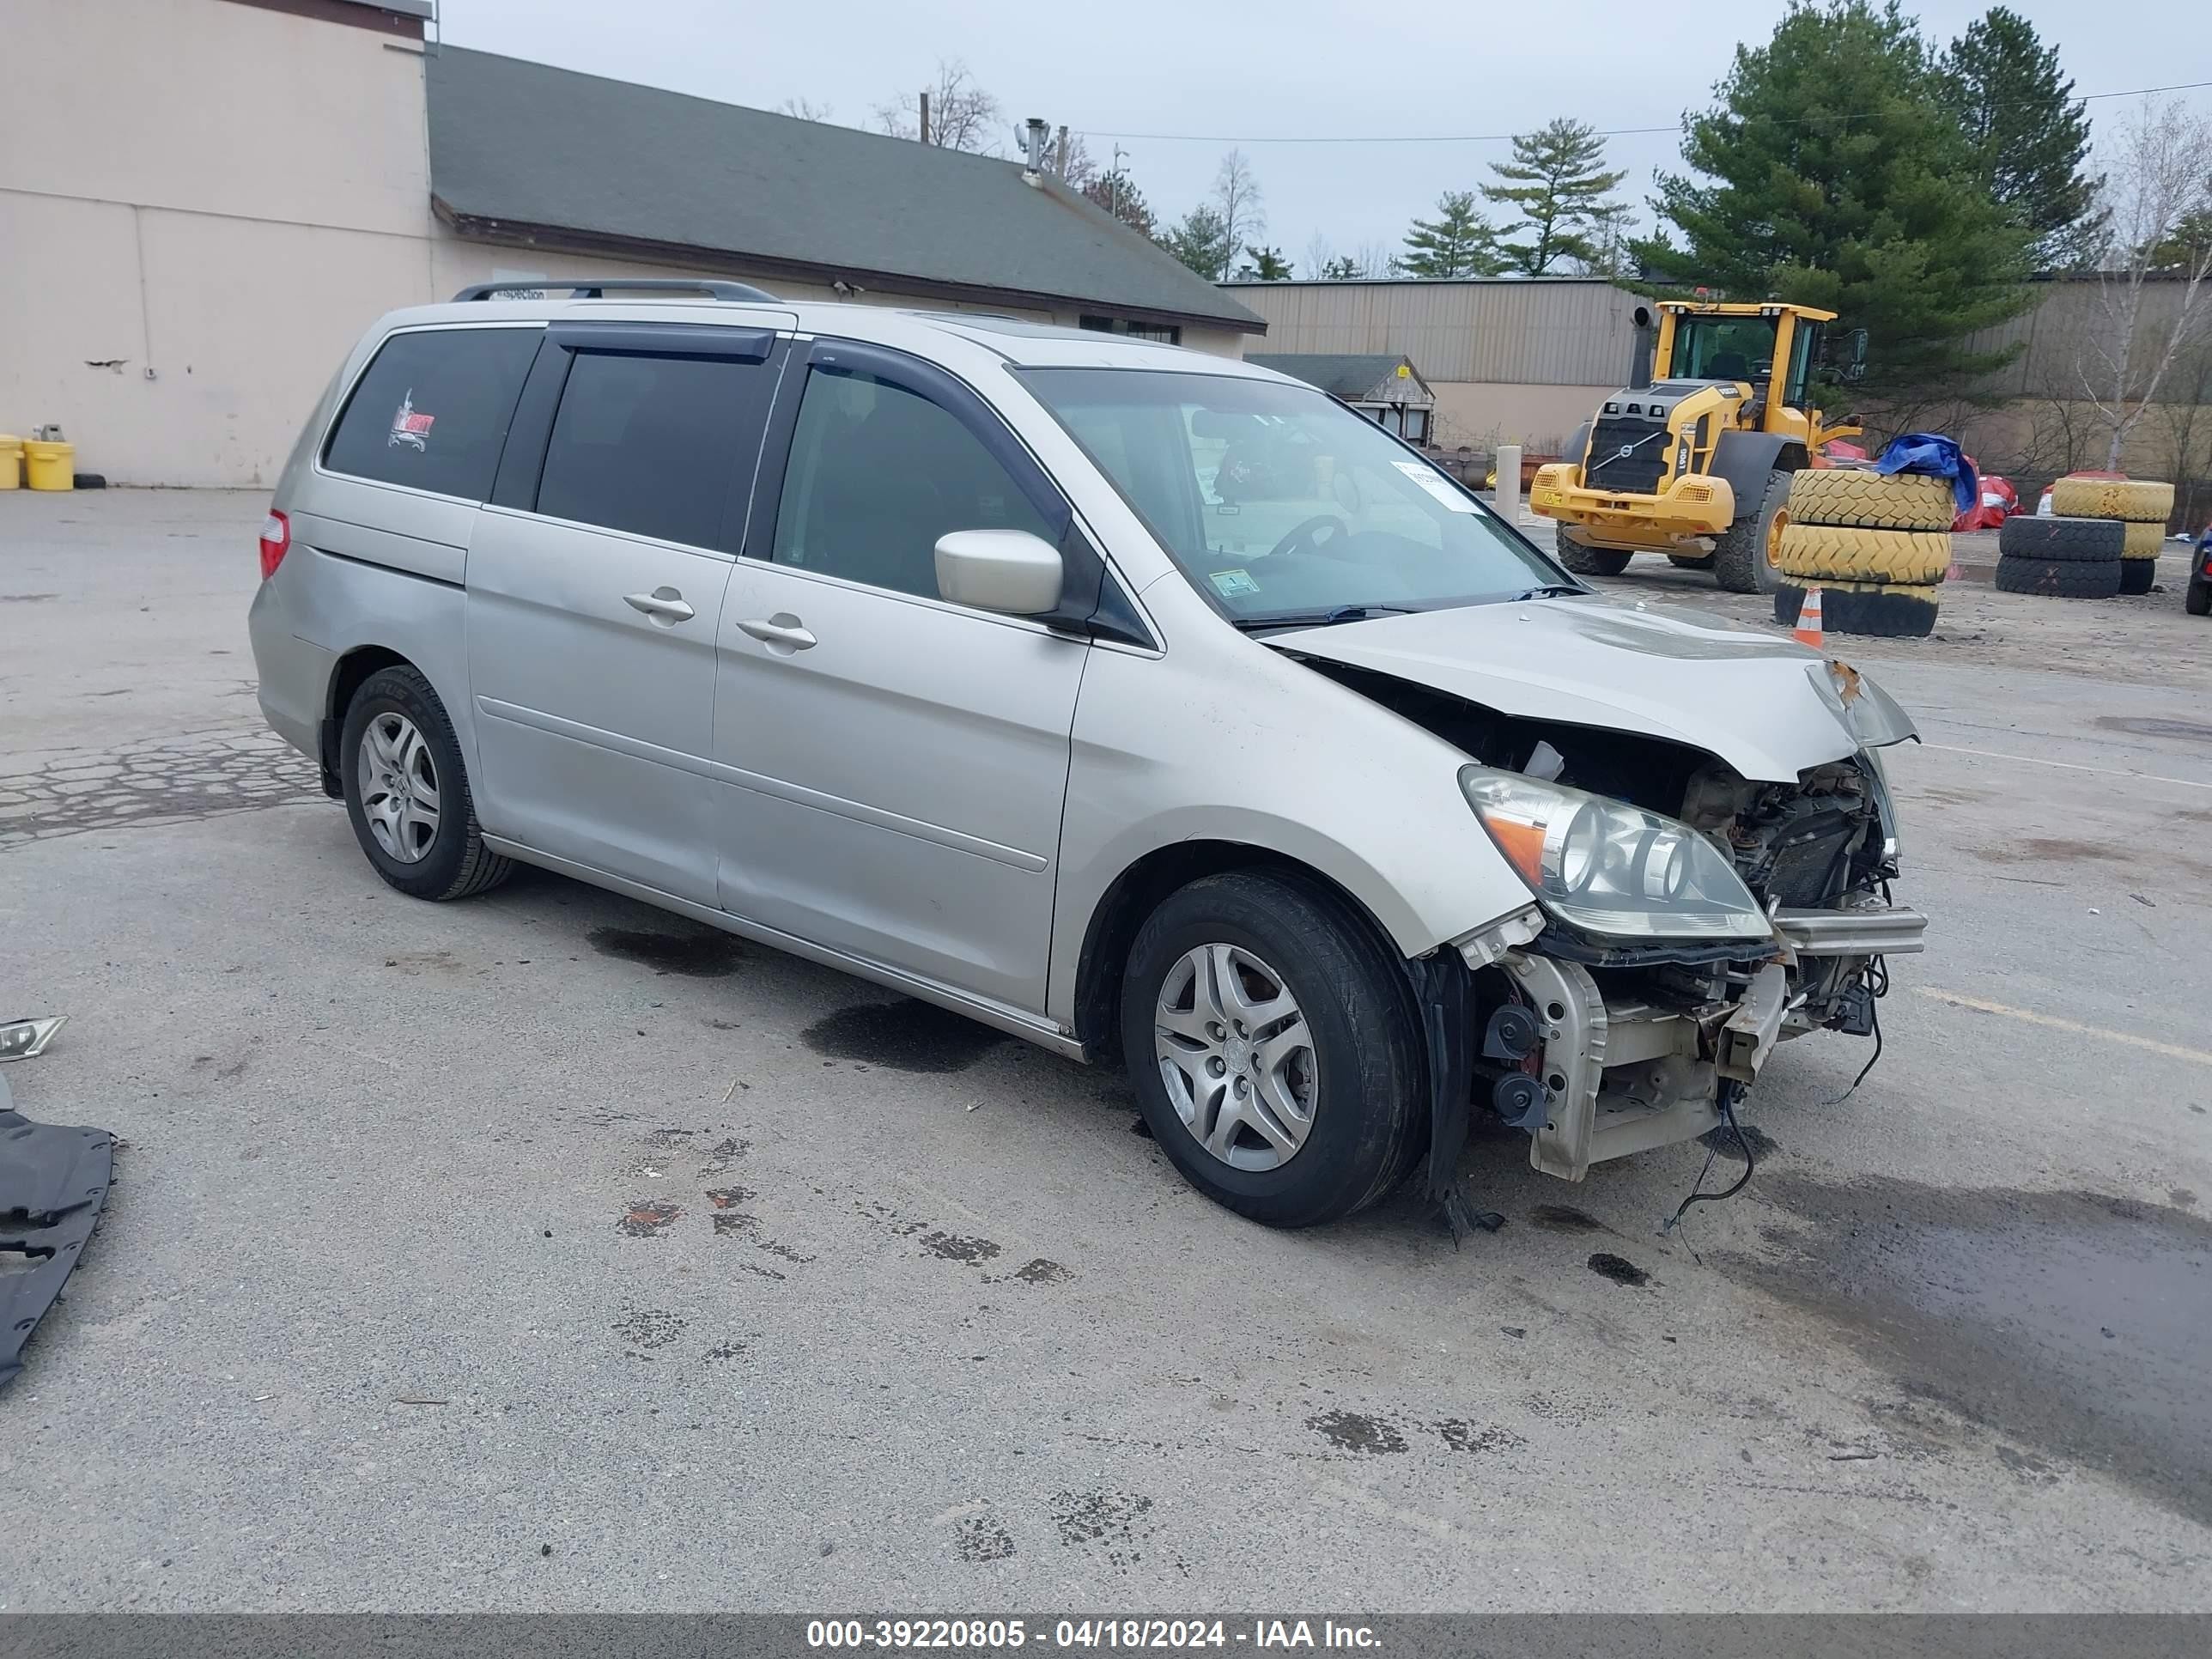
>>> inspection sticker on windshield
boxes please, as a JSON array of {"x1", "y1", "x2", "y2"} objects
[
  {"x1": 1393, "y1": 459, "x2": 1477, "y2": 512},
  {"x1": 1208, "y1": 568, "x2": 1261, "y2": 598}
]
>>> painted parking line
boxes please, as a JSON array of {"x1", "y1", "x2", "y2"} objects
[
  {"x1": 1914, "y1": 742, "x2": 2212, "y2": 793},
  {"x1": 1917, "y1": 988, "x2": 2212, "y2": 1069}
]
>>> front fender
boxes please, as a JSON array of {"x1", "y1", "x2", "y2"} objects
[{"x1": 1046, "y1": 631, "x2": 1535, "y2": 1030}]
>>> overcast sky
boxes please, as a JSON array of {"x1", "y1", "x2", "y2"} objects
[{"x1": 437, "y1": 0, "x2": 2209, "y2": 271}]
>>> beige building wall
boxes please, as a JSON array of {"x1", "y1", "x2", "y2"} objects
[{"x1": 3, "y1": 0, "x2": 1245, "y2": 487}]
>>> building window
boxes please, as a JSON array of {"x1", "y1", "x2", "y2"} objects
[{"x1": 1078, "y1": 315, "x2": 1182, "y2": 346}]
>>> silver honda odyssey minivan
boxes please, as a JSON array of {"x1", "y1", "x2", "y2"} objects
[{"x1": 249, "y1": 280, "x2": 1925, "y2": 1230}]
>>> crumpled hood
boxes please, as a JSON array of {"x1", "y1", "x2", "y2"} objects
[{"x1": 1270, "y1": 596, "x2": 1904, "y2": 782}]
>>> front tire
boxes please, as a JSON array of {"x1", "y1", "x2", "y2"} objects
[
  {"x1": 1711, "y1": 467, "x2": 1794, "y2": 594},
  {"x1": 339, "y1": 665, "x2": 513, "y2": 901},
  {"x1": 1121, "y1": 872, "x2": 1425, "y2": 1229},
  {"x1": 1556, "y1": 531, "x2": 1632, "y2": 577}
]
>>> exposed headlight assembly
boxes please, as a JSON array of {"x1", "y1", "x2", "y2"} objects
[{"x1": 1459, "y1": 766, "x2": 1769, "y2": 940}]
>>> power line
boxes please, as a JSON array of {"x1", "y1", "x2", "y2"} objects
[{"x1": 1078, "y1": 77, "x2": 2212, "y2": 145}]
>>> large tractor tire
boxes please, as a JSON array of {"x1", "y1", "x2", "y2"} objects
[
  {"x1": 1556, "y1": 531, "x2": 1632, "y2": 577},
  {"x1": 2050, "y1": 477, "x2": 2174, "y2": 522},
  {"x1": 1773, "y1": 578, "x2": 1939, "y2": 639},
  {"x1": 2121, "y1": 520, "x2": 2164, "y2": 559},
  {"x1": 1711, "y1": 468, "x2": 1794, "y2": 595},
  {"x1": 2118, "y1": 559, "x2": 2157, "y2": 597},
  {"x1": 1786, "y1": 469, "x2": 1954, "y2": 531},
  {"x1": 1994, "y1": 554, "x2": 2122, "y2": 599},
  {"x1": 1774, "y1": 523, "x2": 1951, "y2": 586},
  {"x1": 1997, "y1": 514, "x2": 2127, "y2": 562}
]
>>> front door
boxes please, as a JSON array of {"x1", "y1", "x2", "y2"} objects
[
  {"x1": 467, "y1": 326, "x2": 786, "y2": 902},
  {"x1": 712, "y1": 343, "x2": 1088, "y2": 1012}
]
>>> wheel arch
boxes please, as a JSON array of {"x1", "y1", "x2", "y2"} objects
[
  {"x1": 319, "y1": 645, "x2": 417, "y2": 796},
  {"x1": 1711, "y1": 430, "x2": 1808, "y2": 520},
  {"x1": 1069, "y1": 838, "x2": 1415, "y2": 1063}
]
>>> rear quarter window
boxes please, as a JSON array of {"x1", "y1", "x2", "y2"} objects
[{"x1": 323, "y1": 326, "x2": 541, "y2": 501}]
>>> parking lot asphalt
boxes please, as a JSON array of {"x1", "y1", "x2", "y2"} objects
[{"x1": 4, "y1": 489, "x2": 2210, "y2": 1613}]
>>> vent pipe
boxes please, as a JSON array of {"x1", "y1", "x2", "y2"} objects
[{"x1": 1022, "y1": 118, "x2": 1048, "y2": 185}]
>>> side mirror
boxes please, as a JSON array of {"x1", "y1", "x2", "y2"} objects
[
  {"x1": 1844, "y1": 327, "x2": 1869, "y2": 383},
  {"x1": 933, "y1": 529, "x2": 1064, "y2": 617}
]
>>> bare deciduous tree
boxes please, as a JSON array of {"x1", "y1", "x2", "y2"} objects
[
  {"x1": 2076, "y1": 100, "x2": 2212, "y2": 469},
  {"x1": 1301, "y1": 233, "x2": 1337, "y2": 280},
  {"x1": 1210, "y1": 149, "x2": 1266, "y2": 276},
  {"x1": 777, "y1": 97, "x2": 834, "y2": 123},
  {"x1": 872, "y1": 60, "x2": 1003, "y2": 155}
]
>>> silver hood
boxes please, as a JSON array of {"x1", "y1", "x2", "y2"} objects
[{"x1": 1270, "y1": 596, "x2": 1913, "y2": 782}]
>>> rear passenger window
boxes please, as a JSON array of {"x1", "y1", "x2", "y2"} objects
[
  {"x1": 769, "y1": 369, "x2": 1057, "y2": 599},
  {"x1": 324, "y1": 327, "x2": 538, "y2": 501},
  {"x1": 535, "y1": 353, "x2": 768, "y2": 549}
]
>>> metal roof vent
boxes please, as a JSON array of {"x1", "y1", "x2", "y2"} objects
[{"x1": 1022, "y1": 118, "x2": 1048, "y2": 185}]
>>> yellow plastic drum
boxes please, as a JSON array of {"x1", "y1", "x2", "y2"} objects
[
  {"x1": 23, "y1": 439, "x2": 75, "y2": 491},
  {"x1": 0, "y1": 435, "x2": 21, "y2": 489}
]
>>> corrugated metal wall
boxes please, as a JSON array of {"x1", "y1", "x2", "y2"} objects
[
  {"x1": 1226, "y1": 279, "x2": 1641, "y2": 385},
  {"x1": 1959, "y1": 278, "x2": 2196, "y2": 401}
]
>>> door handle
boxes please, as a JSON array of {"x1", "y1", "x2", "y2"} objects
[
  {"x1": 737, "y1": 614, "x2": 817, "y2": 651},
  {"x1": 624, "y1": 588, "x2": 696, "y2": 624}
]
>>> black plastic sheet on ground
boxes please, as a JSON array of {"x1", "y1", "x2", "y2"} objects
[{"x1": 0, "y1": 1069, "x2": 115, "y2": 1389}]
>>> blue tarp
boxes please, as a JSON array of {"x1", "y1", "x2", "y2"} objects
[{"x1": 1872, "y1": 433, "x2": 1978, "y2": 517}]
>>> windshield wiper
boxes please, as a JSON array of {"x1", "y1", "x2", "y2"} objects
[
  {"x1": 1231, "y1": 604, "x2": 1413, "y2": 632},
  {"x1": 1512, "y1": 583, "x2": 1586, "y2": 601}
]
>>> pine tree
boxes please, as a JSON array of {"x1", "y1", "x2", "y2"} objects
[
  {"x1": 1633, "y1": 0, "x2": 2035, "y2": 401},
  {"x1": 1083, "y1": 168, "x2": 1155, "y2": 238},
  {"x1": 1400, "y1": 191, "x2": 1504, "y2": 278},
  {"x1": 1237, "y1": 246, "x2": 1294, "y2": 281},
  {"x1": 1480, "y1": 118, "x2": 1628, "y2": 275},
  {"x1": 1158, "y1": 206, "x2": 1234, "y2": 281},
  {"x1": 1938, "y1": 7, "x2": 2104, "y2": 268}
]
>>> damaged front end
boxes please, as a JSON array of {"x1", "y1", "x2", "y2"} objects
[{"x1": 1319, "y1": 653, "x2": 1924, "y2": 1197}]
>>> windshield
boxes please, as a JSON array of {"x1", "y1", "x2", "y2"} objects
[
  {"x1": 1018, "y1": 368, "x2": 1562, "y2": 625},
  {"x1": 1670, "y1": 315, "x2": 1778, "y2": 383}
]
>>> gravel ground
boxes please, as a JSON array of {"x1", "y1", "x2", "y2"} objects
[{"x1": 3, "y1": 490, "x2": 2209, "y2": 1614}]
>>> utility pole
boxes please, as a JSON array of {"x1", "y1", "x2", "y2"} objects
[
  {"x1": 918, "y1": 90, "x2": 930, "y2": 146},
  {"x1": 1054, "y1": 125, "x2": 1068, "y2": 179},
  {"x1": 1110, "y1": 143, "x2": 1128, "y2": 220}
]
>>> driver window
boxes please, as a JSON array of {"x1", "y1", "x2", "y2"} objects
[{"x1": 769, "y1": 368, "x2": 1056, "y2": 600}]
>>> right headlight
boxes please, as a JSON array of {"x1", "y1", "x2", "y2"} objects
[{"x1": 1459, "y1": 765, "x2": 1769, "y2": 941}]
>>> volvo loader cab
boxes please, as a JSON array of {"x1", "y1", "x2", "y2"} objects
[{"x1": 1531, "y1": 300, "x2": 1865, "y2": 593}]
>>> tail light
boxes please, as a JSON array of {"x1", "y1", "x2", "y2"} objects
[{"x1": 258, "y1": 510, "x2": 290, "y2": 580}]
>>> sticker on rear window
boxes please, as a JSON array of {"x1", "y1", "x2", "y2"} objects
[
  {"x1": 389, "y1": 389, "x2": 435, "y2": 453},
  {"x1": 1393, "y1": 459, "x2": 1477, "y2": 513},
  {"x1": 1208, "y1": 568, "x2": 1261, "y2": 598}
]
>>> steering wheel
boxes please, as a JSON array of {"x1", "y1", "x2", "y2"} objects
[{"x1": 1267, "y1": 514, "x2": 1350, "y2": 561}]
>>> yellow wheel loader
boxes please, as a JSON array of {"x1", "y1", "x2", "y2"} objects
[{"x1": 1531, "y1": 301, "x2": 1864, "y2": 594}]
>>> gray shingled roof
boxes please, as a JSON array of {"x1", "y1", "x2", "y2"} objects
[
  {"x1": 1246, "y1": 353, "x2": 1431, "y2": 400},
  {"x1": 425, "y1": 48, "x2": 1262, "y2": 332}
]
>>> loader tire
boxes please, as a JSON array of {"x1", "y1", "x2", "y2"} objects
[
  {"x1": 2121, "y1": 520, "x2": 2164, "y2": 559},
  {"x1": 1556, "y1": 532, "x2": 1632, "y2": 577},
  {"x1": 1785, "y1": 469, "x2": 1954, "y2": 531},
  {"x1": 1994, "y1": 554, "x2": 2122, "y2": 599},
  {"x1": 1774, "y1": 523, "x2": 1951, "y2": 586},
  {"x1": 2049, "y1": 477, "x2": 2173, "y2": 523},
  {"x1": 1773, "y1": 578, "x2": 1939, "y2": 638},
  {"x1": 1712, "y1": 467, "x2": 1794, "y2": 595},
  {"x1": 2118, "y1": 558, "x2": 2156, "y2": 596},
  {"x1": 1996, "y1": 514, "x2": 2127, "y2": 562}
]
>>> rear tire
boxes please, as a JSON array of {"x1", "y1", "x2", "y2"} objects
[
  {"x1": 1712, "y1": 468, "x2": 1793, "y2": 594},
  {"x1": 339, "y1": 665, "x2": 514, "y2": 902},
  {"x1": 2187, "y1": 574, "x2": 2212, "y2": 617},
  {"x1": 1556, "y1": 532, "x2": 1632, "y2": 577},
  {"x1": 1121, "y1": 872, "x2": 1425, "y2": 1230}
]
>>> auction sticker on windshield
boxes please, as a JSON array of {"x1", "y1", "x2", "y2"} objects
[
  {"x1": 1392, "y1": 459, "x2": 1477, "y2": 512},
  {"x1": 1208, "y1": 568, "x2": 1261, "y2": 597}
]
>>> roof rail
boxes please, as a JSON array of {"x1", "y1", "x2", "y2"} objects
[{"x1": 451, "y1": 277, "x2": 780, "y2": 303}]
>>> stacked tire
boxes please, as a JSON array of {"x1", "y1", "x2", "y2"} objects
[
  {"x1": 1771, "y1": 470, "x2": 1954, "y2": 638},
  {"x1": 1995, "y1": 514, "x2": 2125, "y2": 599},
  {"x1": 2048, "y1": 477, "x2": 2174, "y2": 596}
]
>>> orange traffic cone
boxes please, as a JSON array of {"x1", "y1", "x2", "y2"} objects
[{"x1": 1792, "y1": 585, "x2": 1826, "y2": 649}]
